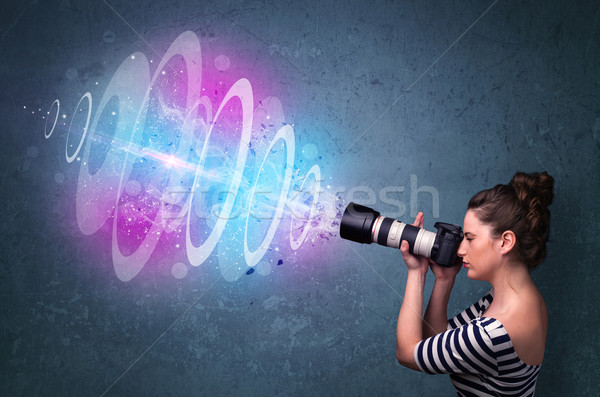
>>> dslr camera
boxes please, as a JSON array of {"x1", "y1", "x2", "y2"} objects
[{"x1": 340, "y1": 202, "x2": 463, "y2": 267}]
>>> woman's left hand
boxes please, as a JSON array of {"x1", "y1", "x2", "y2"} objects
[{"x1": 400, "y1": 212, "x2": 430, "y2": 275}]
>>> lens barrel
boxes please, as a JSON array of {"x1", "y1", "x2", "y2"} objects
[{"x1": 340, "y1": 202, "x2": 437, "y2": 256}]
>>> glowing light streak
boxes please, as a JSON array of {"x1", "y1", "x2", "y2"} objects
[
  {"x1": 76, "y1": 52, "x2": 149, "y2": 239},
  {"x1": 138, "y1": 148, "x2": 198, "y2": 172},
  {"x1": 66, "y1": 93, "x2": 92, "y2": 163},
  {"x1": 44, "y1": 31, "x2": 324, "y2": 282},
  {"x1": 289, "y1": 164, "x2": 321, "y2": 250},
  {"x1": 44, "y1": 99, "x2": 60, "y2": 139},
  {"x1": 186, "y1": 77, "x2": 253, "y2": 269},
  {"x1": 244, "y1": 125, "x2": 294, "y2": 267},
  {"x1": 111, "y1": 31, "x2": 204, "y2": 281}
]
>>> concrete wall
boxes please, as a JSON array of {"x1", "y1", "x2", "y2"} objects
[{"x1": 1, "y1": 0, "x2": 599, "y2": 395}]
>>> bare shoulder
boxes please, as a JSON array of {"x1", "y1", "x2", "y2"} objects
[{"x1": 501, "y1": 287, "x2": 548, "y2": 366}]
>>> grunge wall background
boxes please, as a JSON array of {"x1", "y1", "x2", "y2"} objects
[{"x1": 1, "y1": 0, "x2": 599, "y2": 395}]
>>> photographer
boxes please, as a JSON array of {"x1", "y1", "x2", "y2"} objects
[{"x1": 395, "y1": 171, "x2": 553, "y2": 396}]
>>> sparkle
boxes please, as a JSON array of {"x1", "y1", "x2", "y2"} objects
[{"x1": 165, "y1": 155, "x2": 177, "y2": 168}]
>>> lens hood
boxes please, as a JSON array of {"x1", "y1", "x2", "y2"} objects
[{"x1": 340, "y1": 202, "x2": 380, "y2": 244}]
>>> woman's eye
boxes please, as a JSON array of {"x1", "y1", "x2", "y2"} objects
[{"x1": 466, "y1": 238, "x2": 473, "y2": 241}]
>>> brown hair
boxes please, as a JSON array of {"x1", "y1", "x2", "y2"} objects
[{"x1": 467, "y1": 171, "x2": 554, "y2": 269}]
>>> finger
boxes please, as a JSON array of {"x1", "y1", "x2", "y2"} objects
[
  {"x1": 400, "y1": 240, "x2": 409, "y2": 254},
  {"x1": 413, "y1": 212, "x2": 424, "y2": 228},
  {"x1": 400, "y1": 241, "x2": 414, "y2": 262}
]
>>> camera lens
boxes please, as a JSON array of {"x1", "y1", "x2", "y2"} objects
[
  {"x1": 340, "y1": 202, "x2": 436, "y2": 257},
  {"x1": 339, "y1": 202, "x2": 380, "y2": 244}
]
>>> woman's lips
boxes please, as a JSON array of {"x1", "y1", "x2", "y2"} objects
[{"x1": 463, "y1": 262, "x2": 469, "y2": 268}]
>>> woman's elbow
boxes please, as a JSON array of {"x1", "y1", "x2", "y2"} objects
[
  {"x1": 396, "y1": 346, "x2": 421, "y2": 371},
  {"x1": 395, "y1": 346, "x2": 411, "y2": 366}
]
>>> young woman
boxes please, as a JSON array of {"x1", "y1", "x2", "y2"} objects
[{"x1": 395, "y1": 171, "x2": 554, "y2": 396}]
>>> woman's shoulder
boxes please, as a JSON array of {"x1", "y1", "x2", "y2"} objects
[{"x1": 494, "y1": 287, "x2": 548, "y2": 366}]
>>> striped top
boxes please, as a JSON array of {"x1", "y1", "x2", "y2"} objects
[{"x1": 414, "y1": 289, "x2": 542, "y2": 396}]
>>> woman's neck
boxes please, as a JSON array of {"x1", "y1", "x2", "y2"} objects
[{"x1": 488, "y1": 260, "x2": 533, "y2": 310}]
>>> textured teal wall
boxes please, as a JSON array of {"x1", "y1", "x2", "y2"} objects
[{"x1": 1, "y1": 0, "x2": 599, "y2": 395}]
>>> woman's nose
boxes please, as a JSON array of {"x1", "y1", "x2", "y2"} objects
[{"x1": 457, "y1": 239, "x2": 467, "y2": 258}]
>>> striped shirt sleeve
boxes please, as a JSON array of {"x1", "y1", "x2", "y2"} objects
[
  {"x1": 414, "y1": 318, "x2": 499, "y2": 377},
  {"x1": 447, "y1": 289, "x2": 494, "y2": 330}
]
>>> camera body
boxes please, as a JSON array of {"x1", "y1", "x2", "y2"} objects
[{"x1": 340, "y1": 202, "x2": 463, "y2": 267}]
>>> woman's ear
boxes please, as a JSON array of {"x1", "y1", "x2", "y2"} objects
[{"x1": 499, "y1": 230, "x2": 516, "y2": 255}]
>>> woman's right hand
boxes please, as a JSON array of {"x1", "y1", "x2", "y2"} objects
[{"x1": 429, "y1": 257, "x2": 461, "y2": 282}]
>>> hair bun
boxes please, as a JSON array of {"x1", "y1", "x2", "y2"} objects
[
  {"x1": 510, "y1": 171, "x2": 554, "y2": 210},
  {"x1": 509, "y1": 171, "x2": 554, "y2": 268}
]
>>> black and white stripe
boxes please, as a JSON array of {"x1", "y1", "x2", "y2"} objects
[
  {"x1": 414, "y1": 289, "x2": 541, "y2": 396},
  {"x1": 447, "y1": 290, "x2": 494, "y2": 330}
]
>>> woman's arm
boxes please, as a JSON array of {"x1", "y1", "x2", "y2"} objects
[
  {"x1": 395, "y1": 213, "x2": 429, "y2": 371},
  {"x1": 422, "y1": 277, "x2": 455, "y2": 339},
  {"x1": 422, "y1": 254, "x2": 462, "y2": 338},
  {"x1": 395, "y1": 258, "x2": 427, "y2": 370}
]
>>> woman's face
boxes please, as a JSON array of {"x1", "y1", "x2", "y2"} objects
[{"x1": 457, "y1": 210, "x2": 501, "y2": 281}]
